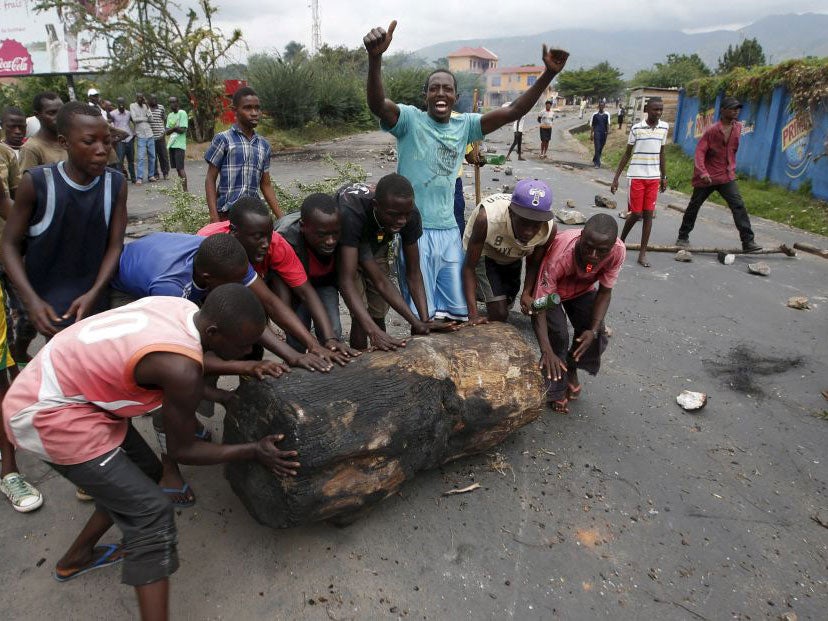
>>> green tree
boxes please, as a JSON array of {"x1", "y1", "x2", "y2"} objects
[
  {"x1": 557, "y1": 62, "x2": 624, "y2": 100},
  {"x1": 247, "y1": 54, "x2": 318, "y2": 129},
  {"x1": 36, "y1": 0, "x2": 243, "y2": 142},
  {"x1": 717, "y1": 38, "x2": 766, "y2": 74},
  {"x1": 283, "y1": 41, "x2": 309, "y2": 65},
  {"x1": 632, "y1": 53, "x2": 711, "y2": 88}
]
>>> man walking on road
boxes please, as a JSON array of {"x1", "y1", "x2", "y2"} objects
[
  {"x1": 590, "y1": 102, "x2": 611, "y2": 168},
  {"x1": 676, "y1": 97, "x2": 761, "y2": 253},
  {"x1": 166, "y1": 96, "x2": 188, "y2": 191}
]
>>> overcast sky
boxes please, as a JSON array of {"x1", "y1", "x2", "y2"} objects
[{"x1": 211, "y1": 1, "x2": 828, "y2": 61}]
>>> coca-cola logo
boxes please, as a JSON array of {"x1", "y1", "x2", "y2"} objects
[{"x1": 0, "y1": 39, "x2": 33, "y2": 77}]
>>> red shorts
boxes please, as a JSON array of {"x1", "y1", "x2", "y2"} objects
[{"x1": 628, "y1": 178, "x2": 659, "y2": 213}]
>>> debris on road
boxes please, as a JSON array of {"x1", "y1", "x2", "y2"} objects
[
  {"x1": 443, "y1": 483, "x2": 481, "y2": 496},
  {"x1": 747, "y1": 262, "x2": 771, "y2": 276},
  {"x1": 793, "y1": 242, "x2": 828, "y2": 259},
  {"x1": 504, "y1": 167, "x2": 513, "y2": 176},
  {"x1": 674, "y1": 250, "x2": 693, "y2": 262},
  {"x1": 594, "y1": 195, "x2": 617, "y2": 209},
  {"x1": 565, "y1": 199, "x2": 577, "y2": 208},
  {"x1": 718, "y1": 252, "x2": 736, "y2": 265},
  {"x1": 667, "y1": 203, "x2": 686, "y2": 213},
  {"x1": 625, "y1": 243, "x2": 796, "y2": 256},
  {"x1": 554, "y1": 209, "x2": 586, "y2": 225},
  {"x1": 676, "y1": 390, "x2": 708, "y2": 411},
  {"x1": 593, "y1": 178, "x2": 612, "y2": 187},
  {"x1": 811, "y1": 511, "x2": 828, "y2": 529},
  {"x1": 786, "y1": 296, "x2": 810, "y2": 310}
]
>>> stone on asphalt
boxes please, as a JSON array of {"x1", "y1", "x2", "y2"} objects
[
  {"x1": 674, "y1": 250, "x2": 693, "y2": 262},
  {"x1": 747, "y1": 262, "x2": 770, "y2": 276},
  {"x1": 676, "y1": 390, "x2": 707, "y2": 411},
  {"x1": 717, "y1": 252, "x2": 736, "y2": 265},
  {"x1": 565, "y1": 199, "x2": 577, "y2": 208},
  {"x1": 594, "y1": 195, "x2": 617, "y2": 209},
  {"x1": 554, "y1": 209, "x2": 586, "y2": 225},
  {"x1": 504, "y1": 167, "x2": 513, "y2": 176},
  {"x1": 786, "y1": 296, "x2": 810, "y2": 310}
]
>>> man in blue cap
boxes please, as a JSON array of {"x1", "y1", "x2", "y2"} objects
[{"x1": 462, "y1": 179, "x2": 557, "y2": 324}]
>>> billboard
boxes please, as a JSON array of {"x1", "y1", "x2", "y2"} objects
[{"x1": 0, "y1": 1, "x2": 130, "y2": 76}]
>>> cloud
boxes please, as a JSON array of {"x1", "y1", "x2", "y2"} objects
[{"x1": 208, "y1": 0, "x2": 828, "y2": 58}]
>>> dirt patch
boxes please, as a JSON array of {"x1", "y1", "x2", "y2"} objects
[{"x1": 703, "y1": 344, "x2": 804, "y2": 397}]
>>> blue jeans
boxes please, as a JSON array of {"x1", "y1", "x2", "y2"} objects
[
  {"x1": 286, "y1": 285, "x2": 342, "y2": 352},
  {"x1": 136, "y1": 136, "x2": 156, "y2": 181}
]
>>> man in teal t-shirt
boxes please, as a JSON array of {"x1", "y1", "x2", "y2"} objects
[
  {"x1": 364, "y1": 19, "x2": 569, "y2": 323},
  {"x1": 165, "y1": 96, "x2": 189, "y2": 191}
]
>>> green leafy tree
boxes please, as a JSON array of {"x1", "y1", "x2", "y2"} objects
[
  {"x1": 632, "y1": 53, "x2": 711, "y2": 88},
  {"x1": 283, "y1": 41, "x2": 309, "y2": 65},
  {"x1": 717, "y1": 38, "x2": 767, "y2": 74},
  {"x1": 384, "y1": 67, "x2": 431, "y2": 108},
  {"x1": 35, "y1": 0, "x2": 243, "y2": 142},
  {"x1": 557, "y1": 62, "x2": 624, "y2": 100},
  {"x1": 247, "y1": 54, "x2": 318, "y2": 129}
]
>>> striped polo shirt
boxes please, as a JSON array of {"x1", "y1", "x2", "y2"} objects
[{"x1": 626, "y1": 119, "x2": 669, "y2": 179}]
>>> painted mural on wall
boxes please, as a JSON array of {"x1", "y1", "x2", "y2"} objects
[{"x1": 674, "y1": 87, "x2": 828, "y2": 201}]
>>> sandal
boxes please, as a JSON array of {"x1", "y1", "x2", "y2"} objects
[
  {"x1": 549, "y1": 397, "x2": 569, "y2": 414},
  {"x1": 53, "y1": 544, "x2": 125, "y2": 582},
  {"x1": 162, "y1": 482, "x2": 196, "y2": 508}
]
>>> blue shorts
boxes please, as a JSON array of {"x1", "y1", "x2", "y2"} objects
[{"x1": 398, "y1": 228, "x2": 468, "y2": 321}]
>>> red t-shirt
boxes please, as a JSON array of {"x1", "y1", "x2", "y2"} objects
[
  {"x1": 534, "y1": 229, "x2": 626, "y2": 302},
  {"x1": 197, "y1": 221, "x2": 307, "y2": 287},
  {"x1": 307, "y1": 250, "x2": 335, "y2": 280}
]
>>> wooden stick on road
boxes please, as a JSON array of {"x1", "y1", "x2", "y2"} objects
[
  {"x1": 471, "y1": 88, "x2": 482, "y2": 205},
  {"x1": 625, "y1": 243, "x2": 797, "y2": 257}
]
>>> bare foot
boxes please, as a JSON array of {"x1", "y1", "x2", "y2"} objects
[{"x1": 638, "y1": 256, "x2": 651, "y2": 268}]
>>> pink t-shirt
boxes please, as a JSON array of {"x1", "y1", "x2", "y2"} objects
[
  {"x1": 197, "y1": 221, "x2": 307, "y2": 287},
  {"x1": 534, "y1": 229, "x2": 625, "y2": 302},
  {"x1": 3, "y1": 297, "x2": 203, "y2": 465}
]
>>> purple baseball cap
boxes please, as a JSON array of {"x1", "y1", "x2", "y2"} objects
[{"x1": 509, "y1": 179, "x2": 553, "y2": 221}]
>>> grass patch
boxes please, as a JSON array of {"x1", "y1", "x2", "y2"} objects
[
  {"x1": 258, "y1": 119, "x2": 371, "y2": 151},
  {"x1": 575, "y1": 129, "x2": 828, "y2": 236}
]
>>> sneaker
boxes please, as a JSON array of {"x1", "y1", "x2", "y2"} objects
[
  {"x1": 1, "y1": 472, "x2": 43, "y2": 513},
  {"x1": 76, "y1": 488, "x2": 94, "y2": 501},
  {"x1": 742, "y1": 241, "x2": 762, "y2": 253},
  {"x1": 675, "y1": 237, "x2": 690, "y2": 247}
]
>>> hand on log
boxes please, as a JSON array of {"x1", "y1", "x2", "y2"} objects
[
  {"x1": 287, "y1": 350, "x2": 334, "y2": 372},
  {"x1": 256, "y1": 434, "x2": 300, "y2": 477},
  {"x1": 325, "y1": 338, "x2": 361, "y2": 360},
  {"x1": 369, "y1": 327, "x2": 407, "y2": 351},
  {"x1": 242, "y1": 360, "x2": 291, "y2": 380},
  {"x1": 308, "y1": 342, "x2": 351, "y2": 367}
]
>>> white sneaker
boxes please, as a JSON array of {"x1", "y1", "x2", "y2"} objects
[{"x1": 1, "y1": 472, "x2": 44, "y2": 513}]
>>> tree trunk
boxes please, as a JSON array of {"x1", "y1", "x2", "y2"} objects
[{"x1": 223, "y1": 324, "x2": 544, "y2": 529}]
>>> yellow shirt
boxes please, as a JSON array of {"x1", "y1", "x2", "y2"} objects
[{"x1": 463, "y1": 194, "x2": 552, "y2": 265}]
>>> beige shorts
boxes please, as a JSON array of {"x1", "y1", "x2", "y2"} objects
[{"x1": 354, "y1": 244, "x2": 391, "y2": 320}]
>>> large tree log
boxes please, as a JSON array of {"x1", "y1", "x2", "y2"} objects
[{"x1": 223, "y1": 323, "x2": 544, "y2": 529}]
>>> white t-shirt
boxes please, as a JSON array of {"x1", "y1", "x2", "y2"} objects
[
  {"x1": 538, "y1": 110, "x2": 555, "y2": 128},
  {"x1": 626, "y1": 119, "x2": 669, "y2": 179}
]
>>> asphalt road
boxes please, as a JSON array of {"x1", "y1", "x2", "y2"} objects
[{"x1": 2, "y1": 109, "x2": 826, "y2": 620}]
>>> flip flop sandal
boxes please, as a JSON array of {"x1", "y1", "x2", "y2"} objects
[
  {"x1": 567, "y1": 383, "x2": 582, "y2": 401},
  {"x1": 549, "y1": 397, "x2": 569, "y2": 414},
  {"x1": 53, "y1": 544, "x2": 125, "y2": 582},
  {"x1": 162, "y1": 483, "x2": 196, "y2": 508},
  {"x1": 194, "y1": 426, "x2": 212, "y2": 442}
]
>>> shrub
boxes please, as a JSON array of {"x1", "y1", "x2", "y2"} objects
[
  {"x1": 158, "y1": 181, "x2": 210, "y2": 233},
  {"x1": 272, "y1": 155, "x2": 368, "y2": 215},
  {"x1": 248, "y1": 54, "x2": 319, "y2": 129}
]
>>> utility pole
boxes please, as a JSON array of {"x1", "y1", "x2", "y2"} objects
[{"x1": 310, "y1": 0, "x2": 321, "y2": 54}]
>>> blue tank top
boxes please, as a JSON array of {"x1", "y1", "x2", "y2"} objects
[{"x1": 24, "y1": 162, "x2": 123, "y2": 323}]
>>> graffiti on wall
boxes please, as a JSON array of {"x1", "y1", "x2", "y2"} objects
[{"x1": 781, "y1": 114, "x2": 813, "y2": 179}]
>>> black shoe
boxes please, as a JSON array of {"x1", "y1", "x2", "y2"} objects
[
  {"x1": 675, "y1": 237, "x2": 690, "y2": 247},
  {"x1": 742, "y1": 241, "x2": 762, "y2": 253}
]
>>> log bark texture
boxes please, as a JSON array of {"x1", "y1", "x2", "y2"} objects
[{"x1": 223, "y1": 323, "x2": 544, "y2": 529}]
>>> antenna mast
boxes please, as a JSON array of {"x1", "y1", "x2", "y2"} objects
[{"x1": 311, "y1": 0, "x2": 321, "y2": 54}]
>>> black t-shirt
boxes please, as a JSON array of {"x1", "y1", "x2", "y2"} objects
[{"x1": 336, "y1": 182, "x2": 423, "y2": 260}]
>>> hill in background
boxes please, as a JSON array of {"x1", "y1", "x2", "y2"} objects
[{"x1": 414, "y1": 13, "x2": 828, "y2": 77}]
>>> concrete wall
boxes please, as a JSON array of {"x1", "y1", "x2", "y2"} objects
[{"x1": 674, "y1": 87, "x2": 828, "y2": 201}]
